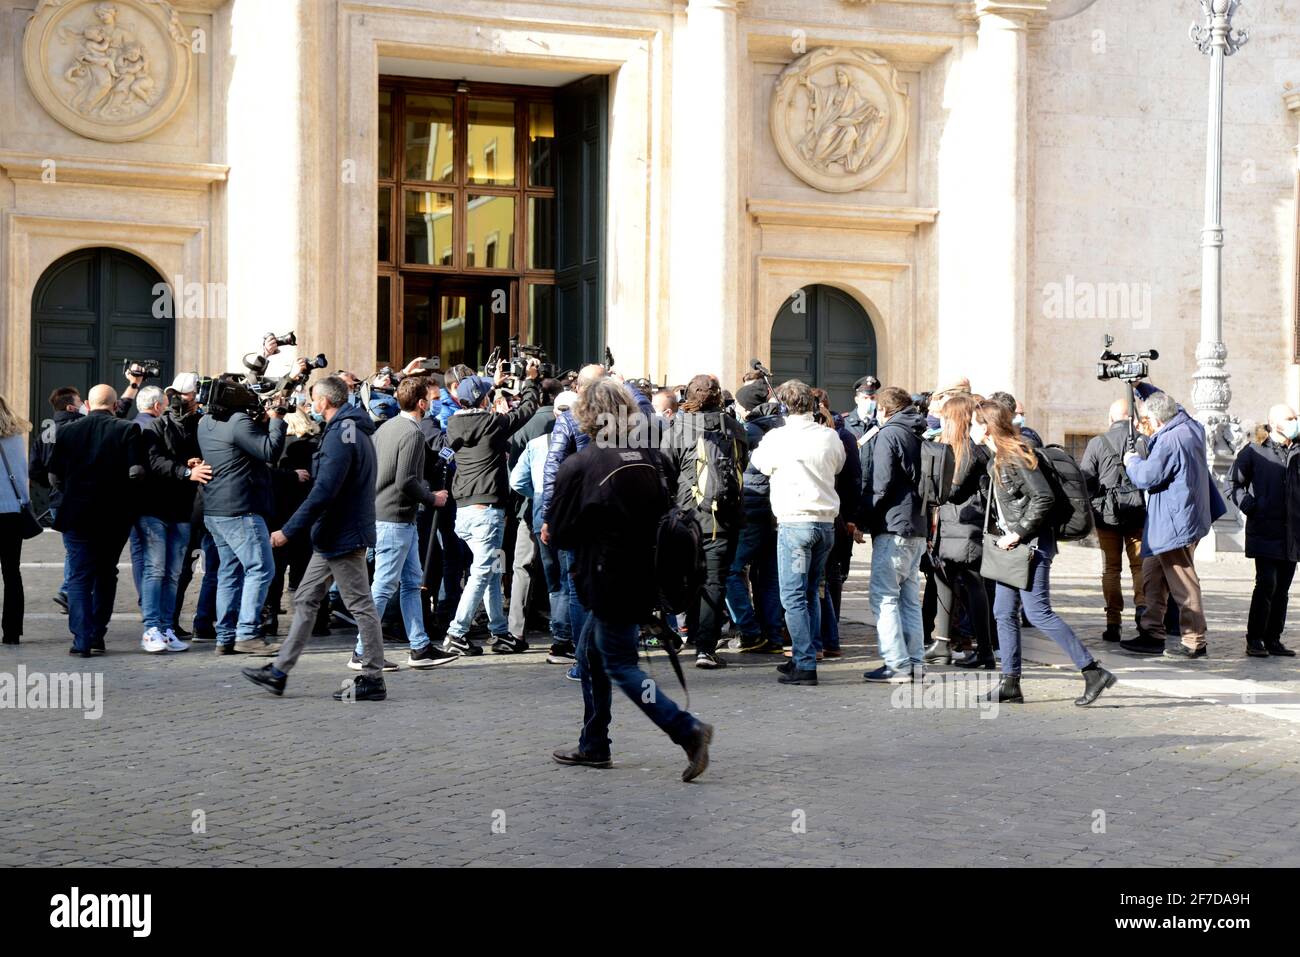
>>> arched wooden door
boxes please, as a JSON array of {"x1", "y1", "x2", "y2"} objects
[
  {"x1": 770, "y1": 284, "x2": 877, "y2": 411},
  {"x1": 30, "y1": 248, "x2": 173, "y2": 420}
]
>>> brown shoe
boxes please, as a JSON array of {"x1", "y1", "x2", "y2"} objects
[
  {"x1": 233, "y1": 638, "x2": 282, "y2": 656},
  {"x1": 681, "y1": 722, "x2": 714, "y2": 783}
]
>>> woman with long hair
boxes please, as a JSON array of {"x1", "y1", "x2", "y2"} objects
[
  {"x1": 971, "y1": 400, "x2": 1116, "y2": 705},
  {"x1": 0, "y1": 393, "x2": 34, "y2": 644},
  {"x1": 931, "y1": 392, "x2": 995, "y2": 668}
]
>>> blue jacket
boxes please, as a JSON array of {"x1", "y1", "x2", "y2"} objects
[
  {"x1": 0, "y1": 433, "x2": 30, "y2": 512},
  {"x1": 435, "y1": 388, "x2": 459, "y2": 432},
  {"x1": 1125, "y1": 404, "x2": 1226, "y2": 557},
  {"x1": 281, "y1": 402, "x2": 378, "y2": 558}
]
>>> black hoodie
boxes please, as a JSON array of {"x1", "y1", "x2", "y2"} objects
[{"x1": 447, "y1": 379, "x2": 540, "y2": 509}]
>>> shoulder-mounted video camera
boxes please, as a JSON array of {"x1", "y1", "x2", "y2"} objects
[
  {"x1": 1097, "y1": 335, "x2": 1158, "y2": 383},
  {"x1": 123, "y1": 359, "x2": 161, "y2": 380}
]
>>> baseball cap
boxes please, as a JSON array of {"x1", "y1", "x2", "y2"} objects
[
  {"x1": 554, "y1": 390, "x2": 579, "y2": 413},
  {"x1": 736, "y1": 381, "x2": 770, "y2": 410},
  {"x1": 853, "y1": 375, "x2": 881, "y2": 396},
  {"x1": 168, "y1": 372, "x2": 199, "y2": 394},
  {"x1": 455, "y1": 375, "x2": 494, "y2": 407}
]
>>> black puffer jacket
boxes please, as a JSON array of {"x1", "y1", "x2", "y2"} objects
[
  {"x1": 987, "y1": 452, "x2": 1056, "y2": 549},
  {"x1": 1228, "y1": 438, "x2": 1300, "y2": 562},
  {"x1": 740, "y1": 402, "x2": 784, "y2": 522},
  {"x1": 864, "y1": 407, "x2": 926, "y2": 537},
  {"x1": 937, "y1": 441, "x2": 990, "y2": 565}
]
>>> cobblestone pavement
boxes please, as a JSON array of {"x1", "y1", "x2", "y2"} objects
[{"x1": 2, "y1": 531, "x2": 1299, "y2": 867}]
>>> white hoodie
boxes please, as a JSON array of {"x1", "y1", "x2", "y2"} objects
[{"x1": 749, "y1": 413, "x2": 845, "y2": 524}]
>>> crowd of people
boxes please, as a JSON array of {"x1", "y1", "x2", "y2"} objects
[{"x1": 0, "y1": 337, "x2": 1297, "y2": 782}]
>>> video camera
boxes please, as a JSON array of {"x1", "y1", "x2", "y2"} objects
[
  {"x1": 123, "y1": 359, "x2": 161, "y2": 381},
  {"x1": 1097, "y1": 335, "x2": 1158, "y2": 383},
  {"x1": 196, "y1": 374, "x2": 263, "y2": 417}
]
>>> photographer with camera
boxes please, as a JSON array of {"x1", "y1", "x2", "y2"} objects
[
  {"x1": 47, "y1": 384, "x2": 145, "y2": 656},
  {"x1": 1227, "y1": 404, "x2": 1300, "y2": 658},
  {"x1": 134, "y1": 373, "x2": 212, "y2": 653},
  {"x1": 1080, "y1": 399, "x2": 1148, "y2": 643},
  {"x1": 440, "y1": 358, "x2": 541, "y2": 656},
  {"x1": 243, "y1": 375, "x2": 388, "y2": 700},
  {"x1": 113, "y1": 361, "x2": 154, "y2": 419},
  {"x1": 1118, "y1": 385, "x2": 1226, "y2": 659},
  {"x1": 197, "y1": 379, "x2": 287, "y2": 656}
]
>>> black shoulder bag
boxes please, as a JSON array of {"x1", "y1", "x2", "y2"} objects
[
  {"x1": 0, "y1": 442, "x2": 44, "y2": 540},
  {"x1": 980, "y1": 474, "x2": 1031, "y2": 590}
]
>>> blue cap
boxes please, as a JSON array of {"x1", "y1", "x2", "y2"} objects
[{"x1": 455, "y1": 375, "x2": 494, "y2": 407}]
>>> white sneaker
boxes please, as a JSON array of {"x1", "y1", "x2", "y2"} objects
[
  {"x1": 141, "y1": 628, "x2": 167, "y2": 654},
  {"x1": 162, "y1": 629, "x2": 190, "y2": 653}
]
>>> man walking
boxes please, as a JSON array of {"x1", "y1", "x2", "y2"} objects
[
  {"x1": 349, "y1": 375, "x2": 453, "y2": 671},
  {"x1": 861, "y1": 386, "x2": 928, "y2": 683},
  {"x1": 750, "y1": 380, "x2": 845, "y2": 686},
  {"x1": 47, "y1": 384, "x2": 142, "y2": 657},
  {"x1": 243, "y1": 376, "x2": 388, "y2": 700},
  {"x1": 1228, "y1": 403, "x2": 1300, "y2": 658},
  {"x1": 548, "y1": 380, "x2": 713, "y2": 781},
  {"x1": 1080, "y1": 398, "x2": 1147, "y2": 642},
  {"x1": 1120, "y1": 387, "x2": 1225, "y2": 659}
]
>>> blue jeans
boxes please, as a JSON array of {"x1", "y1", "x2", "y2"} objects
[
  {"x1": 994, "y1": 549, "x2": 1095, "y2": 676},
  {"x1": 776, "y1": 522, "x2": 834, "y2": 673},
  {"x1": 193, "y1": 532, "x2": 219, "y2": 633},
  {"x1": 64, "y1": 526, "x2": 131, "y2": 651},
  {"x1": 448, "y1": 505, "x2": 508, "y2": 638},
  {"x1": 129, "y1": 524, "x2": 146, "y2": 602},
  {"x1": 356, "y1": 521, "x2": 428, "y2": 653},
  {"x1": 535, "y1": 511, "x2": 569, "y2": 643},
  {"x1": 206, "y1": 513, "x2": 275, "y2": 645},
  {"x1": 138, "y1": 517, "x2": 190, "y2": 632},
  {"x1": 725, "y1": 519, "x2": 782, "y2": 640},
  {"x1": 559, "y1": 547, "x2": 590, "y2": 672},
  {"x1": 579, "y1": 615, "x2": 698, "y2": 758},
  {"x1": 869, "y1": 534, "x2": 926, "y2": 672}
]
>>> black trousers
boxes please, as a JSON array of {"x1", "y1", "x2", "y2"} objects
[
  {"x1": 1247, "y1": 557, "x2": 1297, "y2": 645},
  {"x1": 0, "y1": 513, "x2": 24, "y2": 641},
  {"x1": 688, "y1": 534, "x2": 737, "y2": 655}
]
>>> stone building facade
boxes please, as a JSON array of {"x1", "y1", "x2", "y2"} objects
[{"x1": 2, "y1": 0, "x2": 1299, "y2": 438}]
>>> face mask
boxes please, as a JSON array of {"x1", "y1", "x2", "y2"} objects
[
  {"x1": 308, "y1": 410, "x2": 325, "y2": 423},
  {"x1": 1283, "y1": 420, "x2": 1300, "y2": 441},
  {"x1": 926, "y1": 415, "x2": 942, "y2": 432},
  {"x1": 856, "y1": 397, "x2": 877, "y2": 419},
  {"x1": 1012, "y1": 414, "x2": 1025, "y2": 428}
]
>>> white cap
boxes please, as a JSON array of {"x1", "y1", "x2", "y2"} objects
[
  {"x1": 555, "y1": 390, "x2": 579, "y2": 413},
  {"x1": 168, "y1": 372, "x2": 199, "y2": 394}
]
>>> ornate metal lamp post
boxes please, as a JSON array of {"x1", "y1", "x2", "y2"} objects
[{"x1": 1190, "y1": 0, "x2": 1250, "y2": 479}]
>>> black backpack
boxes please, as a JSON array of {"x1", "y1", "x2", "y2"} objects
[
  {"x1": 655, "y1": 504, "x2": 705, "y2": 615},
  {"x1": 1036, "y1": 445, "x2": 1094, "y2": 542},
  {"x1": 918, "y1": 440, "x2": 955, "y2": 511},
  {"x1": 1091, "y1": 430, "x2": 1147, "y2": 527},
  {"x1": 688, "y1": 430, "x2": 744, "y2": 534}
]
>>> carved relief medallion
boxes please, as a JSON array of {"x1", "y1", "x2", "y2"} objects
[
  {"x1": 770, "y1": 48, "x2": 909, "y2": 193},
  {"x1": 23, "y1": 0, "x2": 193, "y2": 142}
]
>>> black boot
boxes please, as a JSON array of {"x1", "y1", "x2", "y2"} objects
[
  {"x1": 1102, "y1": 624, "x2": 1122, "y2": 643},
  {"x1": 1266, "y1": 640, "x2": 1296, "y2": 657},
  {"x1": 924, "y1": 638, "x2": 952, "y2": 664},
  {"x1": 1075, "y1": 665, "x2": 1117, "y2": 706},
  {"x1": 333, "y1": 675, "x2": 387, "y2": 701},
  {"x1": 983, "y1": 674, "x2": 1023, "y2": 703},
  {"x1": 777, "y1": 668, "x2": 818, "y2": 686},
  {"x1": 681, "y1": 721, "x2": 714, "y2": 782},
  {"x1": 954, "y1": 651, "x2": 995, "y2": 669},
  {"x1": 1246, "y1": 638, "x2": 1269, "y2": 658},
  {"x1": 241, "y1": 664, "x2": 286, "y2": 697}
]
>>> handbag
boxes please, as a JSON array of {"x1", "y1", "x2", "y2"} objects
[
  {"x1": 0, "y1": 441, "x2": 43, "y2": 540},
  {"x1": 980, "y1": 480, "x2": 1031, "y2": 590}
]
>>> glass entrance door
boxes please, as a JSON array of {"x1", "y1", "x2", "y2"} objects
[{"x1": 400, "y1": 275, "x2": 514, "y2": 372}]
